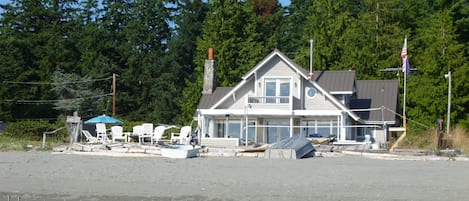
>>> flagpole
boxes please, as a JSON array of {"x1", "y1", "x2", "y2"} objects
[
  {"x1": 390, "y1": 37, "x2": 409, "y2": 151},
  {"x1": 402, "y1": 37, "x2": 408, "y2": 129},
  {"x1": 403, "y1": 69, "x2": 407, "y2": 128}
]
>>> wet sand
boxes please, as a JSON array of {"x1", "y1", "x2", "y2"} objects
[{"x1": 1, "y1": 151, "x2": 468, "y2": 201}]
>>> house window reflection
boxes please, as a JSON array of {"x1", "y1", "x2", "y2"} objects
[{"x1": 265, "y1": 78, "x2": 290, "y2": 104}]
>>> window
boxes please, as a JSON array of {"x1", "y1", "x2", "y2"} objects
[
  {"x1": 266, "y1": 120, "x2": 290, "y2": 144},
  {"x1": 307, "y1": 87, "x2": 317, "y2": 98},
  {"x1": 301, "y1": 119, "x2": 338, "y2": 138},
  {"x1": 215, "y1": 120, "x2": 242, "y2": 138},
  {"x1": 241, "y1": 120, "x2": 256, "y2": 142},
  {"x1": 265, "y1": 78, "x2": 290, "y2": 103}
]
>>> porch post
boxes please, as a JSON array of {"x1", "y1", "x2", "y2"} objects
[
  {"x1": 244, "y1": 103, "x2": 251, "y2": 145},
  {"x1": 340, "y1": 112, "x2": 347, "y2": 142},
  {"x1": 225, "y1": 114, "x2": 229, "y2": 138},
  {"x1": 290, "y1": 115, "x2": 294, "y2": 137},
  {"x1": 336, "y1": 115, "x2": 340, "y2": 140}
]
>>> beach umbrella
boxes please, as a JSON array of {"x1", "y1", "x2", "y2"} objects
[{"x1": 84, "y1": 114, "x2": 124, "y2": 125}]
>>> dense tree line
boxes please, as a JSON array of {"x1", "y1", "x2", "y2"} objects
[{"x1": 1, "y1": 0, "x2": 468, "y2": 130}]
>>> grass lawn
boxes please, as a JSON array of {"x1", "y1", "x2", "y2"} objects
[{"x1": 0, "y1": 134, "x2": 66, "y2": 151}]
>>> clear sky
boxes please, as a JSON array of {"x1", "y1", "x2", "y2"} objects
[{"x1": 279, "y1": 0, "x2": 291, "y2": 6}]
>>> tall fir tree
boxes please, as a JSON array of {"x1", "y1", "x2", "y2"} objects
[
  {"x1": 168, "y1": 0, "x2": 207, "y2": 124},
  {"x1": 0, "y1": 0, "x2": 80, "y2": 119}
]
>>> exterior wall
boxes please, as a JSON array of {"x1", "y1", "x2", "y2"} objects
[
  {"x1": 304, "y1": 82, "x2": 339, "y2": 110},
  {"x1": 197, "y1": 53, "x2": 389, "y2": 144},
  {"x1": 255, "y1": 56, "x2": 302, "y2": 107},
  {"x1": 217, "y1": 78, "x2": 255, "y2": 110}
]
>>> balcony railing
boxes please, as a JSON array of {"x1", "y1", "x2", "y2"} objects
[{"x1": 247, "y1": 96, "x2": 290, "y2": 105}]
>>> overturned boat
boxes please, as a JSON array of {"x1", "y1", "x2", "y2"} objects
[{"x1": 265, "y1": 135, "x2": 315, "y2": 159}]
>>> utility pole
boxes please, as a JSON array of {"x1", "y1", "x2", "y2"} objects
[
  {"x1": 112, "y1": 73, "x2": 116, "y2": 117},
  {"x1": 445, "y1": 71, "x2": 451, "y2": 135}
]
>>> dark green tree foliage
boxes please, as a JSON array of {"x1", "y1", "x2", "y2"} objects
[
  {"x1": 76, "y1": 0, "x2": 110, "y2": 76},
  {"x1": 298, "y1": 0, "x2": 354, "y2": 70},
  {"x1": 281, "y1": 0, "x2": 314, "y2": 54},
  {"x1": 409, "y1": 1, "x2": 469, "y2": 127},
  {"x1": 167, "y1": 0, "x2": 207, "y2": 124},
  {"x1": 120, "y1": 0, "x2": 172, "y2": 121},
  {"x1": 181, "y1": 0, "x2": 249, "y2": 123},
  {"x1": 0, "y1": 0, "x2": 79, "y2": 120},
  {"x1": 1, "y1": 0, "x2": 469, "y2": 129},
  {"x1": 180, "y1": 0, "x2": 284, "y2": 123}
]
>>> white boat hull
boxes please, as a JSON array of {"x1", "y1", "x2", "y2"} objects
[{"x1": 161, "y1": 145, "x2": 200, "y2": 159}]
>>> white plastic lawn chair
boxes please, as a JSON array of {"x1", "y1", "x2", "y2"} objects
[
  {"x1": 111, "y1": 125, "x2": 125, "y2": 143},
  {"x1": 171, "y1": 126, "x2": 192, "y2": 144},
  {"x1": 95, "y1": 123, "x2": 109, "y2": 143},
  {"x1": 139, "y1": 123, "x2": 154, "y2": 145},
  {"x1": 152, "y1": 126, "x2": 167, "y2": 145},
  {"x1": 81, "y1": 130, "x2": 99, "y2": 144},
  {"x1": 131, "y1": 125, "x2": 143, "y2": 143}
]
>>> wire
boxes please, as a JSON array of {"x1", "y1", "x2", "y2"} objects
[
  {"x1": 382, "y1": 106, "x2": 431, "y2": 129},
  {"x1": 3, "y1": 76, "x2": 112, "y2": 85},
  {"x1": 3, "y1": 93, "x2": 112, "y2": 104}
]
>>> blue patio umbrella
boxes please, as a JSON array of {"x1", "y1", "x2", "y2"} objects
[{"x1": 84, "y1": 114, "x2": 124, "y2": 125}]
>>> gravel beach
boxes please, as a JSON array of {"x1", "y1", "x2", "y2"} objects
[{"x1": 1, "y1": 151, "x2": 468, "y2": 201}]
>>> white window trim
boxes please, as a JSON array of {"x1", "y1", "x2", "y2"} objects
[
  {"x1": 306, "y1": 87, "x2": 318, "y2": 99},
  {"x1": 263, "y1": 77, "x2": 292, "y2": 103}
]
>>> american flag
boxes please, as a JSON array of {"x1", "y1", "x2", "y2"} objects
[{"x1": 401, "y1": 38, "x2": 410, "y2": 74}]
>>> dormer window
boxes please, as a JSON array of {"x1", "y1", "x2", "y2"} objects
[{"x1": 265, "y1": 78, "x2": 290, "y2": 103}]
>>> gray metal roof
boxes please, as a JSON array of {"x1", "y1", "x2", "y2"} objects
[
  {"x1": 350, "y1": 80, "x2": 399, "y2": 124},
  {"x1": 312, "y1": 71, "x2": 356, "y2": 93},
  {"x1": 198, "y1": 87, "x2": 233, "y2": 109}
]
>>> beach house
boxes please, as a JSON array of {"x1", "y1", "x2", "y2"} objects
[{"x1": 196, "y1": 49, "x2": 399, "y2": 148}]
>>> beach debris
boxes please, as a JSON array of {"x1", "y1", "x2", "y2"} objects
[{"x1": 239, "y1": 144, "x2": 270, "y2": 153}]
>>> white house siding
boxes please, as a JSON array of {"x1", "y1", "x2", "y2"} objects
[
  {"x1": 217, "y1": 78, "x2": 255, "y2": 110},
  {"x1": 304, "y1": 83, "x2": 340, "y2": 110},
  {"x1": 255, "y1": 56, "x2": 302, "y2": 100}
]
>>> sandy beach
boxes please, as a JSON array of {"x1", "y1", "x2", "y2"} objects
[{"x1": 1, "y1": 151, "x2": 468, "y2": 201}]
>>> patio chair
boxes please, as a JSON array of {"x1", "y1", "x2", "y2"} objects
[
  {"x1": 152, "y1": 126, "x2": 167, "y2": 145},
  {"x1": 139, "y1": 123, "x2": 154, "y2": 145},
  {"x1": 130, "y1": 125, "x2": 143, "y2": 143},
  {"x1": 111, "y1": 125, "x2": 125, "y2": 143},
  {"x1": 81, "y1": 130, "x2": 99, "y2": 144},
  {"x1": 171, "y1": 126, "x2": 192, "y2": 144},
  {"x1": 95, "y1": 123, "x2": 109, "y2": 143}
]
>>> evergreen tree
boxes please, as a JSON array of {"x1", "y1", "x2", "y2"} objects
[
  {"x1": 0, "y1": 0, "x2": 80, "y2": 120},
  {"x1": 281, "y1": 0, "x2": 314, "y2": 54},
  {"x1": 50, "y1": 70, "x2": 107, "y2": 116},
  {"x1": 409, "y1": 2, "x2": 469, "y2": 127},
  {"x1": 119, "y1": 0, "x2": 172, "y2": 121},
  {"x1": 167, "y1": 0, "x2": 207, "y2": 124},
  {"x1": 180, "y1": 0, "x2": 284, "y2": 123}
]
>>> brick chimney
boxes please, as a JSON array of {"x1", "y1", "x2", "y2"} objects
[{"x1": 202, "y1": 48, "x2": 216, "y2": 94}]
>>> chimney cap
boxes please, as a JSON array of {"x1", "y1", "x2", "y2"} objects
[{"x1": 208, "y1": 48, "x2": 214, "y2": 60}]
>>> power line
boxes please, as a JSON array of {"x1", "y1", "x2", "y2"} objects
[
  {"x1": 3, "y1": 93, "x2": 112, "y2": 104},
  {"x1": 3, "y1": 76, "x2": 112, "y2": 85},
  {"x1": 382, "y1": 107, "x2": 431, "y2": 129}
]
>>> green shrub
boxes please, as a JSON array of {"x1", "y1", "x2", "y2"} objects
[{"x1": 3, "y1": 120, "x2": 67, "y2": 141}]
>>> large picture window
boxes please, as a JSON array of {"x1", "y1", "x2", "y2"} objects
[
  {"x1": 265, "y1": 120, "x2": 290, "y2": 144},
  {"x1": 301, "y1": 119, "x2": 338, "y2": 138},
  {"x1": 215, "y1": 120, "x2": 242, "y2": 138}
]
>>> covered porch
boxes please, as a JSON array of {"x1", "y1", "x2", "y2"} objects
[{"x1": 197, "y1": 109, "x2": 385, "y2": 145}]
